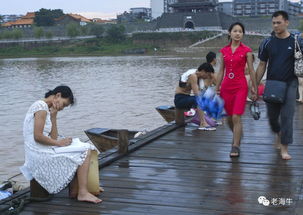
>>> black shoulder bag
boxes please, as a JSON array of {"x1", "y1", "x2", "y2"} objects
[{"x1": 263, "y1": 80, "x2": 287, "y2": 103}]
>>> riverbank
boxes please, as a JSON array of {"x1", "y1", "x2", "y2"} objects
[
  {"x1": 0, "y1": 32, "x2": 266, "y2": 59},
  {"x1": 0, "y1": 31, "x2": 218, "y2": 59},
  {"x1": 0, "y1": 38, "x2": 154, "y2": 59}
]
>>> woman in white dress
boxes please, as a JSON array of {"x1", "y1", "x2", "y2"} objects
[{"x1": 21, "y1": 85, "x2": 102, "y2": 203}]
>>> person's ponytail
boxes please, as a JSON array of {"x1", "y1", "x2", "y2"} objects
[{"x1": 44, "y1": 90, "x2": 53, "y2": 98}]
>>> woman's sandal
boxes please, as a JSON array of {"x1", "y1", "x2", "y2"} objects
[{"x1": 230, "y1": 146, "x2": 240, "y2": 158}]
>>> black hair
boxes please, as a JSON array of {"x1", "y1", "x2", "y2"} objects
[
  {"x1": 228, "y1": 22, "x2": 245, "y2": 40},
  {"x1": 45, "y1": 85, "x2": 75, "y2": 106},
  {"x1": 272, "y1": 10, "x2": 288, "y2": 21},
  {"x1": 206, "y1": 51, "x2": 216, "y2": 63},
  {"x1": 197, "y1": 62, "x2": 214, "y2": 73}
]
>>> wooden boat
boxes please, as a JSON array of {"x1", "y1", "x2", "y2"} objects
[
  {"x1": 156, "y1": 105, "x2": 198, "y2": 125},
  {"x1": 155, "y1": 105, "x2": 176, "y2": 123},
  {"x1": 84, "y1": 128, "x2": 139, "y2": 152}
]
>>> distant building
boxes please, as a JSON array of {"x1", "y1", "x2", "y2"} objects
[
  {"x1": 1, "y1": 14, "x2": 22, "y2": 23},
  {"x1": 117, "y1": 7, "x2": 151, "y2": 23},
  {"x1": 55, "y1": 14, "x2": 92, "y2": 26},
  {"x1": 2, "y1": 12, "x2": 35, "y2": 28},
  {"x1": 233, "y1": 0, "x2": 301, "y2": 16},
  {"x1": 157, "y1": 12, "x2": 227, "y2": 31},
  {"x1": 156, "y1": 0, "x2": 236, "y2": 31},
  {"x1": 130, "y1": 7, "x2": 152, "y2": 20},
  {"x1": 151, "y1": 0, "x2": 177, "y2": 19},
  {"x1": 288, "y1": 1, "x2": 302, "y2": 16},
  {"x1": 131, "y1": 7, "x2": 151, "y2": 16},
  {"x1": 92, "y1": 18, "x2": 116, "y2": 24},
  {"x1": 217, "y1": 1, "x2": 233, "y2": 16},
  {"x1": 169, "y1": 0, "x2": 218, "y2": 13}
]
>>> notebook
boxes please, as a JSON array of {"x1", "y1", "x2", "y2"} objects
[{"x1": 52, "y1": 138, "x2": 96, "y2": 153}]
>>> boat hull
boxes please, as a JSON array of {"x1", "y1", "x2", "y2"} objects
[
  {"x1": 155, "y1": 105, "x2": 176, "y2": 123},
  {"x1": 85, "y1": 128, "x2": 138, "y2": 152}
]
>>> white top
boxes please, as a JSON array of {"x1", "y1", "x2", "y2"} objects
[
  {"x1": 180, "y1": 69, "x2": 205, "y2": 90},
  {"x1": 180, "y1": 69, "x2": 196, "y2": 83},
  {"x1": 20, "y1": 100, "x2": 89, "y2": 194}
]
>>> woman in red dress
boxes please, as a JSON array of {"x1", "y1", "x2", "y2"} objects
[{"x1": 216, "y1": 22, "x2": 257, "y2": 157}]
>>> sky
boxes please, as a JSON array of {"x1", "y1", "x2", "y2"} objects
[
  {"x1": 0, "y1": 0, "x2": 151, "y2": 19},
  {"x1": 1, "y1": 0, "x2": 301, "y2": 19}
]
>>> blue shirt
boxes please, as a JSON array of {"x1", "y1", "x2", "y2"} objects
[{"x1": 258, "y1": 34, "x2": 299, "y2": 82}]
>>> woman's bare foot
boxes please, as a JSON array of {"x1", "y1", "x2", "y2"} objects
[
  {"x1": 71, "y1": 186, "x2": 104, "y2": 198},
  {"x1": 78, "y1": 191, "x2": 102, "y2": 203},
  {"x1": 280, "y1": 144, "x2": 292, "y2": 160}
]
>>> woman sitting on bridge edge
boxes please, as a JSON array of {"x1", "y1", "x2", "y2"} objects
[{"x1": 20, "y1": 85, "x2": 102, "y2": 203}]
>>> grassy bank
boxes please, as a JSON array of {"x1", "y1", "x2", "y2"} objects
[
  {"x1": 0, "y1": 31, "x2": 220, "y2": 58},
  {"x1": 132, "y1": 31, "x2": 218, "y2": 47},
  {"x1": 0, "y1": 38, "x2": 157, "y2": 58},
  {"x1": 0, "y1": 31, "x2": 265, "y2": 58}
]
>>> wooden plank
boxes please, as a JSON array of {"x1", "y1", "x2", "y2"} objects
[
  {"x1": 3, "y1": 102, "x2": 303, "y2": 214},
  {"x1": 118, "y1": 130, "x2": 129, "y2": 154},
  {"x1": 99, "y1": 122, "x2": 181, "y2": 168}
]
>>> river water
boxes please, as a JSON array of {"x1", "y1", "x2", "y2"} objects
[{"x1": 0, "y1": 55, "x2": 213, "y2": 187}]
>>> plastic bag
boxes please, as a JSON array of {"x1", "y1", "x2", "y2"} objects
[{"x1": 196, "y1": 88, "x2": 225, "y2": 120}]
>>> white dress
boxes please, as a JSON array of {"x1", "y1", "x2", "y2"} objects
[{"x1": 21, "y1": 100, "x2": 88, "y2": 194}]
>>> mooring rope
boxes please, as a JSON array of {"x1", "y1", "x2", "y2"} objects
[
  {"x1": 0, "y1": 195, "x2": 31, "y2": 215},
  {"x1": 7, "y1": 173, "x2": 22, "y2": 181}
]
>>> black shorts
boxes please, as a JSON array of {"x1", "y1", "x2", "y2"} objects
[{"x1": 174, "y1": 94, "x2": 197, "y2": 109}]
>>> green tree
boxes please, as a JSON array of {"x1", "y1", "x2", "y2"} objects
[
  {"x1": 34, "y1": 27, "x2": 44, "y2": 38},
  {"x1": 67, "y1": 23, "x2": 80, "y2": 38},
  {"x1": 90, "y1": 24, "x2": 104, "y2": 38},
  {"x1": 80, "y1": 25, "x2": 89, "y2": 36},
  {"x1": 34, "y1": 8, "x2": 64, "y2": 26},
  {"x1": 11, "y1": 29, "x2": 23, "y2": 39},
  {"x1": 45, "y1": 31, "x2": 53, "y2": 39},
  {"x1": 2, "y1": 30, "x2": 12, "y2": 39},
  {"x1": 106, "y1": 25, "x2": 126, "y2": 42}
]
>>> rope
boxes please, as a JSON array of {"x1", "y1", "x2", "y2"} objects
[
  {"x1": 0, "y1": 195, "x2": 31, "y2": 215},
  {"x1": 7, "y1": 174, "x2": 22, "y2": 181}
]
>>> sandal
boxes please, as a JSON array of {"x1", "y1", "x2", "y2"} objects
[
  {"x1": 198, "y1": 126, "x2": 216, "y2": 131},
  {"x1": 230, "y1": 146, "x2": 240, "y2": 158}
]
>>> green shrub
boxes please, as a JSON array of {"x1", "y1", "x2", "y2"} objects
[
  {"x1": 45, "y1": 31, "x2": 53, "y2": 38},
  {"x1": 90, "y1": 24, "x2": 104, "y2": 38},
  {"x1": 11, "y1": 29, "x2": 23, "y2": 39},
  {"x1": 34, "y1": 27, "x2": 44, "y2": 38},
  {"x1": 106, "y1": 25, "x2": 126, "y2": 42},
  {"x1": 67, "y1": 23, "x2": 80, "y2": 38}
]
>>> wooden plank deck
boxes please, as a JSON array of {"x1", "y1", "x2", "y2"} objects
[{"x1": 2, "y1": 102, "x2": 303, "y2": 215}]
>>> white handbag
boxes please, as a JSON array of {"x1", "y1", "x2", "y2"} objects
[{"x1": 294, "y1": 34, "x2": 303, "y2": 77}]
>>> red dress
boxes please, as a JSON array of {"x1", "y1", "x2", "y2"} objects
[{"x1": 220, "y1": 42, "x2": 252, "y2": 116}]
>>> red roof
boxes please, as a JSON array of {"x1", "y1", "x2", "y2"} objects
[
  {"x1": 2, "y1": 18, "x2": 33, "y2": 27},
  {"x1": 22, "y1": 12, "x2": 35, "y2": 19},
  {"x1": 68, "y1": 14, "x2": 92, "y2": 22},
  {"x1": 2, "y1": 12, "x2": 35, "y2": 27}
]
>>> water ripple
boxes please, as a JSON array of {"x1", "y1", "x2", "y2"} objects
[{"x1": 0, "y1": 55, "x2": 205, "y2": 182}]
